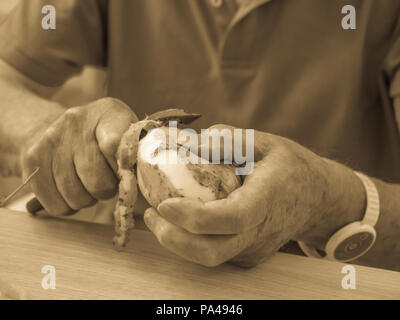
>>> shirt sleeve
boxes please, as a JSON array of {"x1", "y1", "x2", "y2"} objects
[
  {"x1": 0, "y1": 0, "x2": 107, "y2": 87},
  {"x1": 384, "y1": 15, "x2": 400, "y2": 134}
]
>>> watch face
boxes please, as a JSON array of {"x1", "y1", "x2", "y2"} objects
[{"x1": 334, "y1": 231, "x2": 375, "y2": 261}]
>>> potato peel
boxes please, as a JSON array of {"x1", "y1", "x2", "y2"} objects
[{"x1": 113, "y1": 109, "x2": 201, "y2": 248}]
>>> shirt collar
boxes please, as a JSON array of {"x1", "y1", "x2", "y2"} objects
[{"x1": 231, "y1": 0, "x2": 272, "y2": 28}]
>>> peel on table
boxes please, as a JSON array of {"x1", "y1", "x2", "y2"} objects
[{"x1": 113, "y1": 108, "x2": 242, "y2": 248}]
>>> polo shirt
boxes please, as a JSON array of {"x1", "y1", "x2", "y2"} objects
[{"x1": 0, "y1": 0, "x2": 400, "y2": 183}]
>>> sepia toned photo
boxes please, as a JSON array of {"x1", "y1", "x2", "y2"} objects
[{"x1": 0, "y1": 0, "x2": 399, "y2": 303}]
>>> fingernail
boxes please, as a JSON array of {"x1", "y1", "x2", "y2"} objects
[
  {"x1": 144, "y1": 208, "x2": 155, "y2": 227},
  {"x1": 144, "y1": 207, "x2": 155, "y2": 219}
]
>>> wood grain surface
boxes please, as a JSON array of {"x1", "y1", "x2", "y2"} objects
[{"x1": 0, "y1": 209, "x2": 399, "y2": 299}]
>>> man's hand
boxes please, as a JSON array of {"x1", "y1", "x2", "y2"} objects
[
  {"x1": 22, "y1": 97, "x2": 138, "y2": 216},
  {"x1": 144, "y1": 124, "x2": 366, "y2": 267}
]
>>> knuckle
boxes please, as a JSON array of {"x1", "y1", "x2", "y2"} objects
[
  {"x1": 37, "y1": 122, "x2": 64, "y2": 149},
  {"x1": 63, "y1": 107, "x2": 84, "y2": 121},
  {"x1": 96, "y1": 97, "x2": 135, "y2": 118},
  {"x1": 208, "y1": 123, "x2": 228, "y2": 130},
  {"x1": 97, "y1": 97, "x2": 125, "y2": 108},
  {"x1": 23, "y1": 145, "x2": 39, "y2": 168},
  {"x1": 208, "y1": 124, "x2": 236, "y2": 135},
  {"x1": 276, "y1": 141, "x2": 295, "y2": 158},
  {"x1": 200, "y1": 248, "x2": 222, "y2": 267},
  {"x1": 98, "y1": 132, "x2": 121, "y2": 155}
]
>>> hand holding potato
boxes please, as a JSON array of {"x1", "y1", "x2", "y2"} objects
[
  {"x1": 144, "y1": 124, "x2": 365, "y2": 267},
  {"x1": 22, "y1": 98, "x2": 138, "y2": 216}
]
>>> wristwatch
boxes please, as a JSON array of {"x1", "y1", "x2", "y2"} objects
[{"x1": 298, "y1": 171, "x2": 380, "y2": 262}]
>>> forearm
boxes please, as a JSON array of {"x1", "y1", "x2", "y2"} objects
[
  {"x1": 297, "y1": 158, "x2": 400, "y2": 271},
  {"x1": 0, "y1": 76, "x2": 64, "y2": 177}
]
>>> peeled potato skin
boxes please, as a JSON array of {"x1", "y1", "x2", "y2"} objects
[
  {"x1": 137, "y1": 160, "x2": 182, "y2": 208},
  {"x1": 136, "y1": 134, "x2": 242, "y2": 208},
  {"x1": 186, "y1": 163, "x2": 241, "y2": 198}
]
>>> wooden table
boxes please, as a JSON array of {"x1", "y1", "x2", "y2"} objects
[{"x1": 0, "y1": 208, "x2": 399, "y2": 299}]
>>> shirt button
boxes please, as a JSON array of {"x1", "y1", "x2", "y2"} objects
[{"x1": 210, "y1": 0, "x2": 223, "y2": 8}]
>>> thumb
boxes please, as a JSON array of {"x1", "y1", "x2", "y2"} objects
[{"x1": 94, "y1": 98, "x2": 138, "y2": 173}]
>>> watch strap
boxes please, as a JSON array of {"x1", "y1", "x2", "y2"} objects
[
  {"x1": 298, "y1": 171, "x2": 380, "y2": 261},
  {"x1": 353, "y1": 171, "x2": 379, "y2": 227}
]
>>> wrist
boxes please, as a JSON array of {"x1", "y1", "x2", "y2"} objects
[{"x1": 296, "y1": 158, "x2": 366, "y2": 250}]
